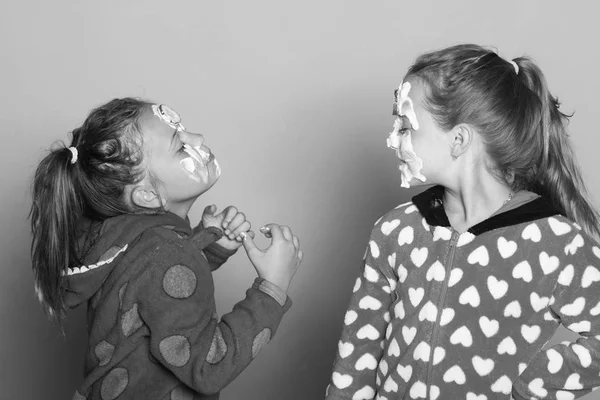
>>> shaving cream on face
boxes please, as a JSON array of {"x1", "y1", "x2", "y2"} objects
[
  {"x1": 152, "y1": 104, "x2": 186, "y2": 131},
  {"x1": 387, "y1": 81, "x2": 426, "y2": 188},
  {"x1": 180, "y1": 144, "x2": 212, "y2": 183}
]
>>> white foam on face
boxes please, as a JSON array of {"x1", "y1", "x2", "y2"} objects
[
  {"x1": 180, "y1": 144, "x2": 210, "y2": 183},
  {"x1": 152, "y1": 104, "x2": 186, "y2": 130},
  {"x1": 387, "y1": 81, "x2": 426, "y2": 188}
]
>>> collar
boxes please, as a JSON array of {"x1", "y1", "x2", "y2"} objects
[{"x1": 412, "y1": 185, "x2": 561, "y2": 236}]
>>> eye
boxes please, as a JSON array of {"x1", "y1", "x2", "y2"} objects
[{"x1": 399, "y1": 128, "x2": 411, "y2": 135}]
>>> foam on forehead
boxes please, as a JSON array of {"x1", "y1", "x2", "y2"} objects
[
  {"x1": 394, "y1": 81, "x2": 419, "y2": 131},
  {"x1": 152, "y1": 104, "x2": 185, "y2": 130}
]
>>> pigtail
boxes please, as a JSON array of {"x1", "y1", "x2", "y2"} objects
[
  {"x1": 516, "y1": 58, "x2": 600, "y2": 242},
  {"x1": 30, "y1": 145, "x2": 84, "y2": 322}
]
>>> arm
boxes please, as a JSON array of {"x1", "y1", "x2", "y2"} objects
[
  {"x1": 512, "y1": 236, "x2": 600, "y2": 400},
  {"x1": 137, "y1": 240, "x2": 290, "y2": 395},
  {"x1": 190, "y1": 224, "x2": 237, "y2": 271},
  {"x1": 326, "y1": 228, "x2": 396, "y2": 400}
]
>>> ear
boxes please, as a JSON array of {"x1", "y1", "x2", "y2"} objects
[
  {"x1": 450, "y1": 123, "x2": 474, "y2": 160},
  {"x1": 131, "y1": 184, "x2": 165, "y2": 209}
]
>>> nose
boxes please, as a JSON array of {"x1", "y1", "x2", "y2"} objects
[{"x1": 178, "y1": 130, "x2": 205, "y2": 147}]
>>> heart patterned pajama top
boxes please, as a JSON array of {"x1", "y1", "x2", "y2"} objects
[{"x1": 326, "y1": 185, "x2": 600, "y2": 400}]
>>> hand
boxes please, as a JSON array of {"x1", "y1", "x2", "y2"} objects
[
  {"x1": 201, "y1": 205, "x2": 253, "y2": 251},
  {"x1": 241, "y1": 224, "x2": 303, "y2": 293}
]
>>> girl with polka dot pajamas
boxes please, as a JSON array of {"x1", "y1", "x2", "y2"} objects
[
  {"x1": 30, "y1": 98, "x2": 303, "y2": 400},
  {"x1": 326, "y1": 44, "x2": 600, "y2": 400}
]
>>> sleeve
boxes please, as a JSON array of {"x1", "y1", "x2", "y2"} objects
[
  {"x1": 326, "y1": 225, "x2": 397, "y2": 400},
  {"x1": 189, "y1": 224, "x2": 237, "y2": 271},
  {"x1": 136, "y1": 240, "x2": 291, "y2": 395},
  {"x1": 512, "y1": 236, "x2": 600, "y2": 400}
]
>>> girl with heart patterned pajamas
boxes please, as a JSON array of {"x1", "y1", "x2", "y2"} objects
[{"x1": 326, "y1": 44, "x2": 600, "y2": 400}]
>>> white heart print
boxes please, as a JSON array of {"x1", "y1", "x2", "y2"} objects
[
  {"x1": 528, "y1": 378, "x2": 548, "y2": 398},
  {"x1": 487, "y1": 276, "x2": 508, "y2": 300},
  {"x1": 383, "y1": 375, "x2": 398, "y2": 393},
  {"x1": 530, "y1": 292, "x2": 550, "y2": 313},
  {"x1": 490, "y1": 375, "x2": 512, "y2": 394},
  {"x1": 504, "y1": 300, "x2": 522, "y2": 318},
  {"x1": 387, "y1": 253, "x2": 397, "y2": 269},
  {"x1": 582, "y1": 266, "x2": 600, "y2": 288},
  {"x1": 467, "y1": 245, "x2": 489, "y2": 266},
  {"x1": 363, "y1": 265, "x2": 379, "y2": 282},
  {"x1": 440, "y1": 308, "x2": 455, "y2": 326},
  {"x1": 443, "y1": 365, "x2": 466, "y2": 384},
  {"x1": 548, "y1": 217, "x2": 572, "y2": 236},
  {"x1": 450, "y1": 326, "x2": 473, "y2": 347},
  {"x1": 410, "y1": 247, "x2": 428, "y2": 267},
  {"x1": 338, "y1": 341, "x2": 354, "y2": 358},
  {"x1": 448, "y1": 268, "x2": 463, "y2": 287},
  {"x1": 547, "y1": 348, "x2": 563, "y2": 373},
  {"x1": 394, "y1": 300, "x2": 406, "y2": 319},
  {"x1": 429, "y1": 385, "x2": 440, "y2": 400},
  {"x1": 413, "y1": 341, "x2": 430, "y2": 362},
  {"x1": 345, "y1": 310, "x2": 358, "y2": 325},
  {"x1": 403, "y1": 326, "x2": 417, "y2": 345},
  {"x1": 521, "y1": 324, "x2": 541, "y2": 343},
  {"x1": 409, "y1": 381, "x2": 426, "y2": 399},
  {"x1": 381, "y1": 219, "x2": 401, "y2": 235},
  {"x1": 397, "y1": 364, "x2": 413, "y2": 382},
  {"x1": 387, "y1": 338, "x2": 400, "y2": 357},
  {"x1": 565, "y1": 234, "x2": 584, "y2": 255},
  {"x1": 479, "y1": 316, "x2": 499, "y2": 338},
  {"x1": 466, "y1": 393, "x2": 487, "y2": 400},
  {"x1": 560, "y1": 297, "x2": 586, "y2": 317},
  {"x1": 369, "y1": 241, "x2": 380, "y2": 259},
  {"x1": 432, "y1": 226, "x2": 452, "y2": 241},
  {"x1": 352, "y1": 386, "x2": 375, "y2": 400},
  {"x1": 540, "y1": 252, "x2": 560, "y2": 275},
  {"x1": 433, "y1": 347, "x2": 445, "y2": 365},
  {"x1": 558, "y1": 264, "x2": 574, "y2": 286},
  {"x1": 497, "y1": 336, "x2": 517, "y2": 355},
  {"x1": 355, "y1": 353, "x2": 377, "y2": 370},
  {"x1": 398, "y1": 226, "x2": 414, "y2": 246},
  {"x1": 459, "y1": 286, "x2": 480, "y2": 307},
  {"x1": 512, "y1": 261, "x2": 533, "y2": 282},
  {"x1": 572, "y1": 344, "x2": 592, "y2": 367},
  {"x1": 472, "y1": 355, "x2": 494, "y2": 376},
  {"x1": 358, "y1": 295, "x2": 382, "y2": 311},
  {"x1": 418, "y1": 301, "x2": 438, "y2": 322},
  {"x1": 564, "y1": 373, "x2": 583, "y2": 390},
  {"x1": 332, "y1": 372, "x2": 353, "y2": 389},
  {"x1": 357, "y1": 324, "x2": 379, "y2": 340},
  {"x1": 409, "y1": 287, "x2": 425, "y2": 307},
  {"x1": 497, "y1": 236, "x2": 517, "y2": 258},
  {"x1": 568, "y1": 320, "x2": 591, "y2": 333},
  {"x1": 522, "y1": 223, "x2": 542, "y2": 242},
  {"x1": 426, "y1": 261, "x2": 446, "y2": 282}
]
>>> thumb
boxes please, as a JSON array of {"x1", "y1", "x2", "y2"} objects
[
  {"x1": 241, "y1": 232, "x2": 261, "y2": 255},
  {"x1": 203, "y1": 204, "x2": 217, "y2": 218}
]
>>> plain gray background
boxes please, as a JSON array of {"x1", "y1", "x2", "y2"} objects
[{"x1": 2, "y1": 1, "x2": 600, "y2": 399}]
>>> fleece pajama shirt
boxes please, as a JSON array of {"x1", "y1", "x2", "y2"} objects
[
  {"x1": 327, "y1": 185, "x2": 600, "y2": 400},
  {"x1": 63, "y1": 212, "x2": 290, "y2": 400}
]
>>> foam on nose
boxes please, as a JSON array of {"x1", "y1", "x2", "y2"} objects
[{"x1": 180, "y1": 144, "x2": 210, "y2": 182}]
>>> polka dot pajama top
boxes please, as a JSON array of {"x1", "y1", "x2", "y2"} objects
[
  {"x1": 326, "y1": 185, "x2": 600, "y2": 400},
  {"x1": 63, "y1": 212, "x2": 291, "y2": 400}
]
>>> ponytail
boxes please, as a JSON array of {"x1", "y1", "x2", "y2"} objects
[
  {"x1": 30, "y1": 146, "x2": 84, "y2": 321},
  {"x1": 29, "y1": 97, "x2": 151, "y2": 325},
  {"x1": 516, "y1": 58, "x2": 600, "y2": 242}
]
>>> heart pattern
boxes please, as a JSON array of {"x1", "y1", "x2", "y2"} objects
[{"x1": 328, "y1": 211, "x2": 599, "y2": 400}]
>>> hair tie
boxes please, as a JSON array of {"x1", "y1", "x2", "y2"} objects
[
  {"x1": 509, "y1": 60, "x2": 519, "y2": 75},
  {"x1": 68, "y1": 147, "x2": 78, "y2": 164}
]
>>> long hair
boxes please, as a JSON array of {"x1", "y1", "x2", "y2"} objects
[
  {"x1": 406, "y1": 44, "x2": 600, "y2": 242},
  {"x1": 30, "y1": 98, "x2": 152, "y2": 323}
]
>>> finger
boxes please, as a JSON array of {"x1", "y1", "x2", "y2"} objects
[
  {"x1": 261, "y1": 224, "x2": 283, "y2": 241},
  {"x1": 259, "y1": 225, "x2": 272, "y2": 239},
  {"x1": 238, "y1": 230, "x2": 255, "y2": 241},
  {"x1": 231, "y1": 221, "x2": 251, "y2": 240},
  {"x1": 292, "y1": 235, "x2": 299, "y2": 249},
  {"x1": 280, "y1": 225, "x2": 293, "y2": 241},
  {"x1": 241, "y1": 233, "x2": 261, "y2": 254},
  {"x1": 221, "y1": 206, "x2": 238, "y2": 230},
  {"x1": 203, "y1": 204, "x2": 217, "y2": 217},
  {"x1": 226, "y1": 212, "x2": 247, "y2": 236}
]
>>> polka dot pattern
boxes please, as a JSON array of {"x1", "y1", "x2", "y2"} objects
[
  {"x1": 160, "y1": 335, "x2": 191, "y2": 367},
  {"x1": 94, "y1": 340, "x2": 115, "y2": 367},
  {"x1": 327, "y1": 200, "x2": 600, "y2": 400},
  {"x1": 163, "y1": 264, "x2": 197, "y2": 299},
  {"x1": 206, "y1": 326, "x2": 228, "y2": 364},
  {"x1": 121, "y1": 303, "x2": 143, "y2": 337},
  {"x1": 252, "y1": 328, "x2": 271, "y2": 358},
  {"x1": 100, "y1": 367, "x2": 128, "y2": 400}
]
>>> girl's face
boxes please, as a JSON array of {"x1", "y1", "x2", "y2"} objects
[
  {"x1": 388, "y1": 78, "x2": 453, "y2": 188},
  {"x1": 140, "y1": 105, "x2": 221, "y2": 208}
]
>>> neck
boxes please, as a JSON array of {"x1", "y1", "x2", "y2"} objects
[
  {"x1": 442, "y1": 167, "x2": 512, "y2": 233},
  {"x1": 165, "y1": 198, "x2": 196, "y2": 221}
]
